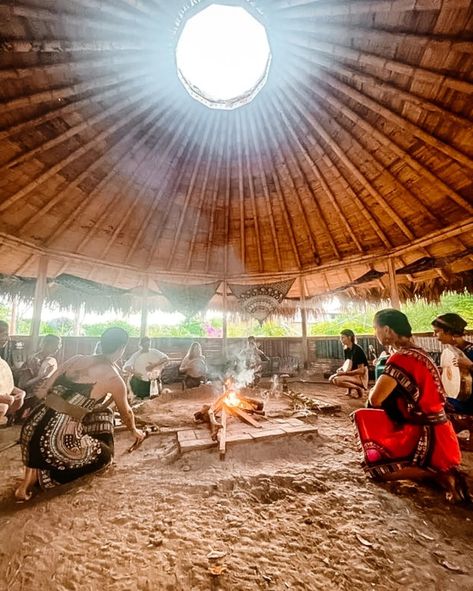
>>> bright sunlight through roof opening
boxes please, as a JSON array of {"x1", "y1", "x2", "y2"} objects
[{"x1": 176, "y1": 4, "x2": 271, "y2": 109}]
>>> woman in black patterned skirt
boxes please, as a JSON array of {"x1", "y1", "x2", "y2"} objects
[{"x1": 15, "y1": 328, "x2": 145, "y2": 501}]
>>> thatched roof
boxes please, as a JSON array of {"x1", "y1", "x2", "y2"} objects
[{"x1": 0, "y1": 0, "x2": 472, "y2": 301}]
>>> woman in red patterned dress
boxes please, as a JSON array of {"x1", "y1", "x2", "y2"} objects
[{"x1": 352, "y1": 309, "x2": 468, "y2": 503}]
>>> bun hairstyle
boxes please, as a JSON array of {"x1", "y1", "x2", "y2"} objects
[
  {"x1": 374, "y1": 309, "x2": 412, "y2": 338},
  {"x1": 431, "y1": 313, "x2": 467, "y2": 336},
  {"x1": 100, "y1": 327, "x2": 129, "y2": 355},
  {"x1": 340, "y1": 329, "x2": 355, "y2": 343}
]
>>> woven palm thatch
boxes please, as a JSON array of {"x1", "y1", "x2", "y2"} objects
[{"x1": 0, "y1": 0, "x2": 472, "y2": 301}]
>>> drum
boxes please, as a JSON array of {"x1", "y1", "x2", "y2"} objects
[
  {"x1": 440, "y1": 346, "x2": 473, "y2": 401},
  {"x1": 133, "y1": 352, "x2": 167, "y2": 380},
  {"x1": 341, "y1": 359, "x2": 352, "y2": 372},
  {"x1": 0, "y1": 358, "x2": 14, "y2": 397}
]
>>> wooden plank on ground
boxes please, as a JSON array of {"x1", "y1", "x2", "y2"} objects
[{"x1": 233, "y1": 407, "x2": 263, "y2": 428}]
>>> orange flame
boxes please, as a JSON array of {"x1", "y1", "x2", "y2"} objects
[{"x1": 225, "y1": 389, "x2": 240, "y2": 407}]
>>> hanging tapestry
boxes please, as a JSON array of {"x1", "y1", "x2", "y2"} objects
[
  {"x1": 228, "y1": 279, "x2": 295, "y2": 324},
  {"x1": 158, "y1": 280, "x2": 221, "y2": 318}
]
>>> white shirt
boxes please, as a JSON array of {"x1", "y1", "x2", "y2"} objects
[
  {"x1": 123, "y1": 349, "x2": 168, "y2": 382},
  {"x1": 180, "y1": 356, "x2": 207, "y2": 378}
]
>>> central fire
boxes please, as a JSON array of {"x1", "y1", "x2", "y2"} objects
[
  {"x1": 223, "y1": 378, "x2": 241, "y2": 407},
  {"x1": 224, "y1": 389, "x2": 240, "y2": 407}
]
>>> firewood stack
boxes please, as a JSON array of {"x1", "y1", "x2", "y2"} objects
[{"x1": 194, "y1": 381, "x2": 265, "y2": 459}]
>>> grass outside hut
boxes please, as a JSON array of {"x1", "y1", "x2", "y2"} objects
[{"x1": 0, "y1": 1, "x2": 473, "y2": 590}]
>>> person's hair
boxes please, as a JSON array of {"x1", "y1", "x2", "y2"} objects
[
  {"x1": 0, "y1": 320, "x2": 9, "y2": 331},
  {"x1": 100, "y1": 327, "x2": 129, "y2": 355},
  {"x1": 374, "y1": 309, "x2": 412, "y2": 338},
  {"x1": 431, "y1": 313, "x2": 467, "y2": 336},
  {"x1": 41, "y1": 334, "x2": 61, "y2": 347},
  {"x1": 185, "y1": 342, "x2": 202, "y2": 359},
  {"x1": 139, "y1": 337, "x2": 150, "y2": 347},
  {"x1": 247, "y1": 336, "x2": 256, "y2": 343},
  {"x1": 340, "y1": 329, "x2": 355, "y2": 343}
]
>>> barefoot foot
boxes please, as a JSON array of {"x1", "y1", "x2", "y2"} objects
[{"x1": 14, "y1": 468, "x2": 39, "y2": 503}]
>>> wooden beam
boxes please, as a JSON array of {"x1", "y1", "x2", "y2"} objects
[
  {"x1": 300, "y1": 276, "x2": 309, "y2": 369},
  {"x1": 277, "y1": 86, "x2": 393, "y2": 249},
  {"x1": 10, "y1": 295, "x2": 18, "y2": 336},
  {"x1": 233, "y1": 407, "x2": 262, "y2": 429},
  {"x1": 291, "y1": 67, "x2": 473, "y2": 216},
  {"x1": 30, "y1": 256, "x2": 49, "y2": 350},
  {"x1": 222, "y1": 281, "x2": 228, "y2": 361},
  {"x1": 268, "y1": 93, "x2": 363, "y2": 254},
  {"x1": 387, "y1": 258, "x2": 400, "y2": 310},
  {"x1": 73, "y1": 303, "x2": 85, "y2": 337},
  {"x1": 0, "y1": 91, "x2": 155, "y2": 213},
  {"x1": 140, "y1": 276, "x2": 149, "y2": 338},
  {"x1": 247, "y1": 112, "x2": 282, "y2": 271}
]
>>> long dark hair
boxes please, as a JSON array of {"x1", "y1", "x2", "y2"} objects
[
  {"x1": 374, "y1": 309, "x2": 412, "y2": 338},
  {"x1": 431, "y1": 313, "x2": 467, "y2": 336}
]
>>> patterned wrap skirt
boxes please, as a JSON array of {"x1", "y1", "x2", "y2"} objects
[{"x1": 20, "y1": 399, "x2": 114, "y2": 489}]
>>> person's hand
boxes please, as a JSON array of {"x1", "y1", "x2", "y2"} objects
[
  {"x1": 453, "y1": 356, "x2": 473, "y2": 370},
  {"x1": 132, "y1": 428, "x2": 146, "y2": 441},
  {"x1": 336, "y1": 367, "x2": 344, "y2": 374},
  {"x1": 0, "y1": 393, "x2": 15, "y2": 406}
]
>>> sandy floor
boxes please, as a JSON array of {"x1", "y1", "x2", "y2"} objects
[{"x1": 0, "y1": 381, "x2": 472, "y2": 591}]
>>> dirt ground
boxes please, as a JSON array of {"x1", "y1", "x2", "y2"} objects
[{"x1": 0, "y1": 381, "x2": 472, "y2": 591}]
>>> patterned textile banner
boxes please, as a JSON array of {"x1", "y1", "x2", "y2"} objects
[
  {"x1": 228, "y1": 279, "x2": 295, "y2": 324},
  {"x1": 158, "y1": 280, "x2": 221, "y2": 318}
]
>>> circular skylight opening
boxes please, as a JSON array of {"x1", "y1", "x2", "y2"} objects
[{"x1": 176, "y1": 4, "x2": 271, "y2": 109}]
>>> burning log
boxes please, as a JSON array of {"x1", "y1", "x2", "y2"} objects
[
  {"x1": 193, "y1": 379, "x2": 267, "y2": 457},
  {"x1": 218, "y1": 406, "x2": 227, "y2": 459},
  {"x1": 208, "y1": 406, "x2": 223, "y2": 441}
]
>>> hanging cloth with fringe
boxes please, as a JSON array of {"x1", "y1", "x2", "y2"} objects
[{"x1": 158, "y1": 280, "x2": 221, "y2": 318}]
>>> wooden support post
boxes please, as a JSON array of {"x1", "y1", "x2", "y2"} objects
[
  {"x1": 140, "y1": 276, "x2": 149, "y2": 338},
  {"x1": 10, "y1": 295, "x2": 18, "y2": 336},
  {"x1": 222, "y1": 280, "x2": 228, "y2": 362},
  {"x1": 73, "y1": 302, "x2": 85, "y2": 336},
  {"x1": 387, "y1": 258, "x2": 401, "y2": 310},
  {"x1": 30, "y1": 255, "x2": 48, "y2": 350},
  {"x1": 299, "y1": 276, "x2": 309, "y2": 369}
]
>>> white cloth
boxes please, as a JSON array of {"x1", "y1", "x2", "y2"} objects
[
  {"x1": 180, "y1": 355, "x2": 207, "y2": 378},
  {"x1": 123, "y1": 349, "x2": 168, "y2": 382}
]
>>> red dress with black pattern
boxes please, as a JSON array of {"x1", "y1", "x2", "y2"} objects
[{"x1": 352, "y1": 347, "x2": 461, "y2": 479}]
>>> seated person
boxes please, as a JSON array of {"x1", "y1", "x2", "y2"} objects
[
  {"x1": 238, "y1": 336, "x2": 269, "y2": 387},
  {"x1": 0, "y1": 320, "x2": 13, "y2": 367},
  {"x1": 432, "y1": 313, "x2": 473, "y2": 449},
  {"x1": 329, "y1": 329, "x2": 369, "y2": 397},
  {"x1": 123, "y1": 337, "x2": 168, "y2": 399},
  {"x1": 15, "y1": 327, "x2": 145, "y2": 501},
  {"x1": 17, "y1": 334, "x2": 61, "y2": 420},
  {"x1": 0, "y1": 358, "x2": 25, "y2": 426},
  {"x1": 180, "y1": 342, "x2": 207, "y2": 388},
  {"x1": 0, "y1": 321, "x2": 26, "y2": 425},
  {"x1": 374, "y1": 346, "x2": 390, "y2": 381},
  {"x1": 353, "y1": 309, "x2": 467, "y2": 504}
]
